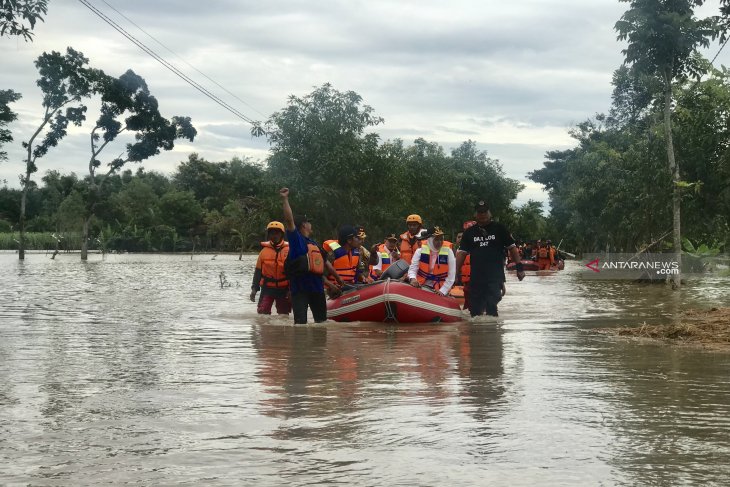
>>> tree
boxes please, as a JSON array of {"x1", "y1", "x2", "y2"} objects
[
  {"x1": 39, "y1": 169, "x2": 77, "y2": 232},
  {"x1": 0, "y1": 0, "x2": 48, "y2": 41},
  {"x1": 510, "y1": 200, "x2": 547, "y2": 242},
  {"x1": 80, "y1": 69, "x2": 196, "y2": 259},
  {"x1": 615, "y1": 0, "x2": 718, "y2": 287},
  {"x1": 0, "y1": 89, "x2": 21, "y2": 162},
  {"x1": 158, "y1": 189, "x2": 202, "y2": 236},
  {"x1": 252, "y1": 83, "x2": 384, "y2": 234},
  {"x1": 19, "y1": 47, "x2": 101, "y2": 260}
]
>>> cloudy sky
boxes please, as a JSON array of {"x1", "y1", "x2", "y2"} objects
[{"x1": 2, "y1": 0, "x2": 727, "y2": 206}]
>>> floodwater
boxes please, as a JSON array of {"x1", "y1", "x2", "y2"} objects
[{"x1": 1, "y1": 252, "x2": 729, "y2": 486}]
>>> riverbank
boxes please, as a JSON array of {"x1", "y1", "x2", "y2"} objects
[{"x1": 597, "y1": 307, "x2": 730, "y2": 350}]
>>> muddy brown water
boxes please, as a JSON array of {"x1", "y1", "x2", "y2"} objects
[{"x1": 1, "y1": 253, "x2": 729, "y2": 485}]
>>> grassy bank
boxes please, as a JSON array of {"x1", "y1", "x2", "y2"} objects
[
  {"x1": 0, "y1": 232, "x2": 83, "y2": 251},
  {"x1": 597, "y1": 308, "x2": 730, "y2": 350}
]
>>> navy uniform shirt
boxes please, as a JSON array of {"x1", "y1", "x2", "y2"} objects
[
  {"x1": 286, "y1": 228, "x2": 325, "y2": 295},
  {"x1": 458, "y1": 221, "x2": 515, "y2": 284}
]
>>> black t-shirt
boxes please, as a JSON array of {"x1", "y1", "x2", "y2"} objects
[{"x1": 458, "y1": 221, "x2": 515, "y2": 284}]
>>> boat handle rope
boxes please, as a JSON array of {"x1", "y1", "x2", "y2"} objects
[{"x1": 383, "y1": 278, "x2": 399, "y2": 323}]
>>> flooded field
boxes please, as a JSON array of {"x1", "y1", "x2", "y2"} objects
[{"x1": 1, "y1": 252, "x2": 729, "y2": 485}]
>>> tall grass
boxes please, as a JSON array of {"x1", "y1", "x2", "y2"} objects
[{"x1": 0, "y1": 232, "x2": 83, "y2": 251}]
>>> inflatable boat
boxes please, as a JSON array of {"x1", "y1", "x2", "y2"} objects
[
  {"x1": 326, "y1": 279, "x2": 464, "y2": 323},
  {"x1": 506, "y1": 259, "x2": 564, "y2": 271}
]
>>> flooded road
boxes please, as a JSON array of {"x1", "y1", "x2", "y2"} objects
[{"x1": 1, "y1": 252, "x2": 729, "y2": 485}]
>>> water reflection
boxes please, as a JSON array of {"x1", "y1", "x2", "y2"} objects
[
  {"x1": 2, "y1": 254, "x2": 730, "y2": 485},
  {"x1": 252, "y1": 321, "x2": 507, "y2": 453}
]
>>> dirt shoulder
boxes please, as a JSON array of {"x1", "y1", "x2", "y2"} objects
[{"x1": 596, "y1": 307, "x2": 730, "y2": 351}]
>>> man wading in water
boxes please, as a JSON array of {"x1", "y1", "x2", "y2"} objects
[
  {"x1": 456, "y1": 201, "x2": 525, "y2": 317},
  {"x1": 280, "y1": 188, "x2": 327, "y2": 324}
]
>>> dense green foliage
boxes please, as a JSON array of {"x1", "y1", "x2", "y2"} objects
[
  {"x1": 529, "y1": 1, "x2": 729, "y2": 256},
  {"x1": 0, "y1": 85, "x2": 533, "y2": 253},
  {"x1": 0, "y1": 89, "x2": 21, "y2": 163},
  {"x1": 530, "y1": 68, "x2": 730, "y2": 253},
  {"x1": 0, "y1": 0, "x2": 48, "y2": 41}
]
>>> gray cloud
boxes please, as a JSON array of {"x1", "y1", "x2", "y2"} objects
[{"x1": 2, "y1": 0, "x2": 728, "y2": 208}]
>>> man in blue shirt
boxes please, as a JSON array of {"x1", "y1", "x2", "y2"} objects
[{"x1": 280, "y1": 188, "x2": 328, "y2": 324}]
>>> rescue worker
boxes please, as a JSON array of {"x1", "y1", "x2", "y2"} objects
[
  {"x1": 250, "y1": 221, "x2": 291, "y2": 315},
  {"x1": 399, "y1": 214, "x2": 424, "y2": 264},
  {"x1": 371, "y1": 233, "x2": 400, "y2": 279},
  {"x1": 407, "y1": 226, "x2": 456, "y2": 296},
  {"x1": 536, "y1": 239, "x2": 554, "y2": 270},
  {"x1": 355, "y1": 227, "x2": 373, "y2": 283},
  {"x1": 546, "y1": 240, "x2": 558, "y2": 269},
  {"x1": 522, "y1": 241, "x2": 534, "y2": 260},
  {"x1": 279, "y1": 188, "x2": 327, "y2": 324},
  {"x1": 323, "y1": 225, "x2": 362, "y2": 286},
  {"x1": 456, "y1": 201, "x2": 524, "y2": 317}
]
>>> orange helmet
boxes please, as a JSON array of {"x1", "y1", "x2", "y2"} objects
[
  {"x1": 406, "y1": 214, "x2": 422, "y2": 224},
  {"x1": 266, "y1": 221, "x2": 285, "y2": 232}
]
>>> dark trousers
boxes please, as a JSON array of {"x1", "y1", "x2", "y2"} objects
[
  {"x1": 468, "y1": 281, "x2": 503, "y2": 317},
  {"x1": 291, "y1": 291, "x2": 328, "y2": 324}
]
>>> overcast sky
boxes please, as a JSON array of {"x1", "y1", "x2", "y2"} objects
[{"x1": 2, "y1": 0, "x2": 728, "y2": 206}]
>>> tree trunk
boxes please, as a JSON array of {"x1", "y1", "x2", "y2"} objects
[
  {"x1": 81, "y1": 215, "x2": 91, "y2": 261},
  {"x1": 19, "y1": 181, "x2": 28, "y2": 260},
  {"x1": 663, "y1": 82, "x2": 681, "y2": 289}
]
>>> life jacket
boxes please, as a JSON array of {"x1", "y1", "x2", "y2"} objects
[
  {"x1": 323, "y1": 240, "x2": 360, "y2": 284},
  {"x1": 443, "y1": 240, "x2": 453, "y2": 249},
  {"x1": 258, "y1": 241, "x2": 289, "y2": 289},
  {"x1": 369, "y1": 243, "x2": 393, "y2": 279},
  {"x1": 538, "y1": 246, "x2": 549, "y2": 259},
  {"x1": 461, "y1": 254, "x2": 471, "y2": 284},
  {"x1": 284, "y1": 240, "x2": 324, "y2": 277},
  {"x1": 399, "y1": 231, "x2": 420, "y2": 264},
  {"x1": 417, "y1": 244, "x2": 450, "y2": 291}
]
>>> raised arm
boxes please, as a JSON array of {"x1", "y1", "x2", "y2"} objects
[{"x1": 279, "y1": 187, "x2": 295, "y2": 232}]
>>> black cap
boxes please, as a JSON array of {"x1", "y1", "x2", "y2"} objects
[
  {"x1": 338, "y1": 225, "x2": 357, "y2": 242},
  {"x1": 474, "y1": 200, "x2": 490, "y2": 212},
  {"x1": 294, "y1": 215, "x2": 310, "y2": 229}
]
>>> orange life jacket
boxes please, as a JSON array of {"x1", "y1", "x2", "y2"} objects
[
  {"x1": 461, "y1": 254, "x2": 471, "y2": 284},
  {"x1": 416, "y1": 244, "x2": 450, "y2": 291},
  {"x1": 284, "y1": 240, "x2": 324, "y2": 277},
  {"x1": 369, "y1": 243, "x2": 393, "y2": 279},
  {"x1": 257, "y1": 241, "x2": 289, "y2": 289},
  {"x1": 323, "y1": 240, "x2": 361, "y2": 284},
  {"x1": 443, "y1": 240, "x2": 453, "y2": 249},
  {"x1": 399, "y1": 231, "x2": 420, "y2": 264},
  {"x1": 305, "y1": 242, "x2": 325, "y2": 275}
]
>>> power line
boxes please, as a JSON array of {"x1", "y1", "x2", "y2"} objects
[
  {"x1": 98, "y1": 0, "x2": 268, "y2": 119},
  {"x1": 710, "y1": 36, "x2": 730, "y2": 66},
  {"x1": 77, "y1": 0, "x2": 258, "y2": 125}
]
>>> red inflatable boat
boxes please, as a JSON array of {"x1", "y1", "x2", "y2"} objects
[
  {"x1": 327, "y1": 280, "x2": 464, "y2": 323},
  {"x1": 506, "y1": 259, "x2": 564, "y2": 271}
]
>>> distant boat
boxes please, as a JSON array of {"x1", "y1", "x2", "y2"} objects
[{"x1": 506, "y1": 259, "x2": 564, "y2": 271}]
